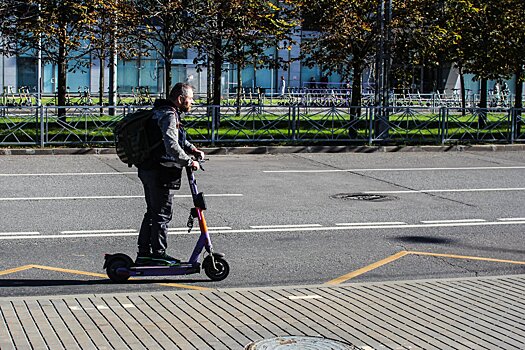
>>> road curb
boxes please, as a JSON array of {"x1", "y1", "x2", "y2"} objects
[
  {"x1": 3, "y1": 272, "x2": 524, "y2": 302},
  {"x1": 1, "y1": 144, "x2": 525, "y2": 156}
]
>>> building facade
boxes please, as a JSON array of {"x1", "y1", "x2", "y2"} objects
[{"x1": 0, "y1": 33, "x2": 519, "y2": 102}]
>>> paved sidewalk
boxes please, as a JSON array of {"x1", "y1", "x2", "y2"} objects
[{"x1": 1, "y1": 274, "x2": 524, "y2": 349}]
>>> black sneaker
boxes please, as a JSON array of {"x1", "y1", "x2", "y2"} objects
[
  {"x1": 135, "y1": 252, "x2": 152, "y2": 266},
  {"x1": 151, "y1": 252, "x2": 181, "y2": 266}
]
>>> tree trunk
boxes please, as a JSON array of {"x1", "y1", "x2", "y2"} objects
[
  {"x1": 207, "y1": 57, "x2": 212, "y2": 105},
  {"x1": 108, "y1": 37, "x2": 117, "y2": 116},
  {"x1": 479, "y1": 78, "x2": 488, "y2": 127},
  {"x1": 57, "y1": 41, "x2": 67, "y2": 121},
  {"x1": 459, "y1": 68, "x2": 466, "y2": 114},
  {"x1": 212, "y1": 45, "x2": 222, "y2": 106},
  {"x1": 98, "y1": 57, "x2": 105, "y2": 106},
  {"x1": 212, "y1": 40, "x2": 223, "y2": 129},
  {"x1": 349, "y1": 61, "x2": 363, "y2": 138},
  {"x1": 515, "y1": 65, "x2": 523, "y2": 137},
  {"x1": 515, "y1": 65, "x2": 523, "y2": 109},
  {"x1": 212, "y1": 11, "x2": 223, "y2": 108},
  {"x1": 350, "y1": 62, "x2": 362, "y2": 109},
  {"x1": 236, "y1": 64, "x2": 242, "y2": 116},
  {"x1": 479, "y1": 78, "x2": 487, "y2": 108},
  {"x1": 207, "y1": 57, "x2": 213, "y2": 132},
  {"x1": 164, "y1": 53, "x2": 172, "y2": 98}
]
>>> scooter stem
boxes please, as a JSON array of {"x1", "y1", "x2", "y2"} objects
[{"x1": 186, "y1": 165, "x2": 214, "y2": 263}]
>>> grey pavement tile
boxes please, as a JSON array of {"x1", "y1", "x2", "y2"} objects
[
  {"x1": 123, "y1": 295, "x2": 186, "y2": 350},
  {"x1": 1, "y1": 301, "x2": 31, "y2": 349},
  {"x1": 361, "y1": 284, "x2": 485, "y2": 349},
  {"x1": 23, "y1": 300, "x2": 64, "y2": 350},
  {"x1": 404, "y1": 285, "x2": 519, "y2": 349},
  {"x1": 378, "y1": 285, "x2": 498, "y2": 349},
  {"x1": 400, "y1": 282, "x2": 523, "y2": 349},
  {"x1": 343, "y1": 285, "x2": 469, "y2": 349},
  {"x1": 284, "y1": 287, "x2": 410, "y2": 349},
  {"x1": 50, "y1": 299, "x2": 94, "y2": 348}
]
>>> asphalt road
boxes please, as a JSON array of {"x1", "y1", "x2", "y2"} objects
[{"x1": 1, "y1": 151, "x2": 524, "y2": 297}]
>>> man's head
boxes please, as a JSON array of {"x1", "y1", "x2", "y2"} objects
[{"x1": 169, "y1": 82, "x2": 194, "y2": 113}]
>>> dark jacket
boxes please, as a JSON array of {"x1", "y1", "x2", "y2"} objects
[{"x1": 138, "y1": 99, "x2": 194, "y2": 170}]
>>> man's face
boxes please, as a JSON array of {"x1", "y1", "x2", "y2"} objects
[{"x1": 178, "y1": 89, "x2": 194, "y2": 113}]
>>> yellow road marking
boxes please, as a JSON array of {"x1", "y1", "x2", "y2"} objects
[
  {"x1": 0, "y1": 265, "x2": 34, "y2": 276},
  {"x1": 325, "y1": 251, "x2": 409, "y2": 285},
  {"x1": 409, "y1": 251, "x2": 525, "y2": 265},
  {"x1": 326, "y1": 250, "x2": 525, "y2": 285},
  {"x1": 0, "y1": 264, "x2": 211, "y2": 291},
  {"x1": 30, "y1": 265, "x2": 109, "y2": 279},
  {"x1": 159, "y1": 283, "x2": 210, "y2": 290}
]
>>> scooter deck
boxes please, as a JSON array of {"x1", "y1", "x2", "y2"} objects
[{"x1": 120, "y1": 263, "x2": 200, "y2": 277}]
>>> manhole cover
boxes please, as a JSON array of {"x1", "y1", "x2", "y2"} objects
[
  {"x1": 330, "y1": 193, "x2": 392, "y2": 201},
  {"x1": 245, "y1": 336, "x2": 359, "y2": 349}
]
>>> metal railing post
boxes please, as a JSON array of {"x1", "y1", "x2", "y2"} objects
[
  {"x1": 440, "y1": 107, "x2": 447, "y2": 145},
  {"x1": 39, "y1": 105, "x2": 45, "y2": 147},
  {"x1": 369, "y1": 107, "x2": 374, "y2": 145},
  {"x1": 291, "y1": 105, "x2": 296, "y2": 141}
]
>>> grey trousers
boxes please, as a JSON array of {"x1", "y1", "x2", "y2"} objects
[{"x1": 137, "y1": 167, "x2": 174, "y2": 254}]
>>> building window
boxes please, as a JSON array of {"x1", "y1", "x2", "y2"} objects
[{"x1": 17, "y1": 57, "x2": 37, "y2": 91}]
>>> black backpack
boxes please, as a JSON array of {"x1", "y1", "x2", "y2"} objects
[{"x1": 114, "y1": 109, "x2": 162, "y2": 167}]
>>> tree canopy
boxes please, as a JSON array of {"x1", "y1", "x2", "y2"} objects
[{"x1": 0, "y1": 0, "x2": 523, "y2": 108}]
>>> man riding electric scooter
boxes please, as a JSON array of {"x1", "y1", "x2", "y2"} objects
[{"x1": 135, "y1": 82, "x2": 204, "y2": 266}]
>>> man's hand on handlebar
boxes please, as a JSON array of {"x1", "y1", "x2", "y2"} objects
[
  {"x1": 189, "y1": 147, "x2": 206, "y2": 171},
  {"x1": 191, "y1": 147, "x2": 205, "y2": 161},
  {"x1": 190, "y1": 160, "x2": 200, "y2": 171}
]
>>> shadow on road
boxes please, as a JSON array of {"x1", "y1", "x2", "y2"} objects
[
  {"x1": 0, "y1": 278, "x2": 212, "y2": 287},
  {"x1": 392, "y1": 235, "x2": 456, "y2": 244},
  {"x1": 390, "y1": 235, "x2": 525, "y2": 255}
]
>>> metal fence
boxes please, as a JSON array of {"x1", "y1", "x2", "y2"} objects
[{"x1": 1, "y1": 105, "x2": 524, "y2": 147}]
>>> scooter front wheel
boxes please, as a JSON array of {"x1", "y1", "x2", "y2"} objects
[{"x1": 203, "y1": 256, "x2": 230, "y2": 281}]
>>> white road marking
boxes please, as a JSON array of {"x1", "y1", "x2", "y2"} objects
[
  {"x1": 420, "y1": 219, "x2": 486, "y2": 224},
  {"x1": 249, "y1": 224, "x2": 322, "y2": 229},
  {"x1": 0, "y1": 232, "x2": 40, "y2": 236},
  {"x1": 61, "y1": 229, "x2": 137, "y2": 234},
  {"x1": 60, "y1": 227, "x2": 232, "y2": 235},
  {"x1": 3, "y1": 166, "x2": 522, "y2": 176},
  {"x1": 0, "y1": 172, "x2": 136, "y2": 177},
  {"x1": 365, "y1": 188, "x2": 525, "y2": 194},
  {"x1": 2, "y1": 220, "x2": 525, "y2": 240},
  {"x1": 0, "y1": 194, "x2": 243, "y2": 201},
  {"x1": 264, "y1": 166, "x2": 525, "y2": 173},
  {"x1": 497, "y1": 217, "x2": 525, "y2": 221},
  {"x1": 336, "y1": 222, "x2": 406, "y2": 226},
  {"x1": 169, "y1": 227, "x2": 232, "y2": 231}
]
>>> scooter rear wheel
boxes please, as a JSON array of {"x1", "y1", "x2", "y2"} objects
[
  {"x1": 106, "y1": 258, "x2": 130, "y2": 283},
  {"x1": 203, "y1": 256, "x2": 229, "y2": 281}
]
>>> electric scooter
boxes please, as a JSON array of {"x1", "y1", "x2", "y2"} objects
[{"x1": 103, "y1": 159, "x2": 229, "y2": 283}]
